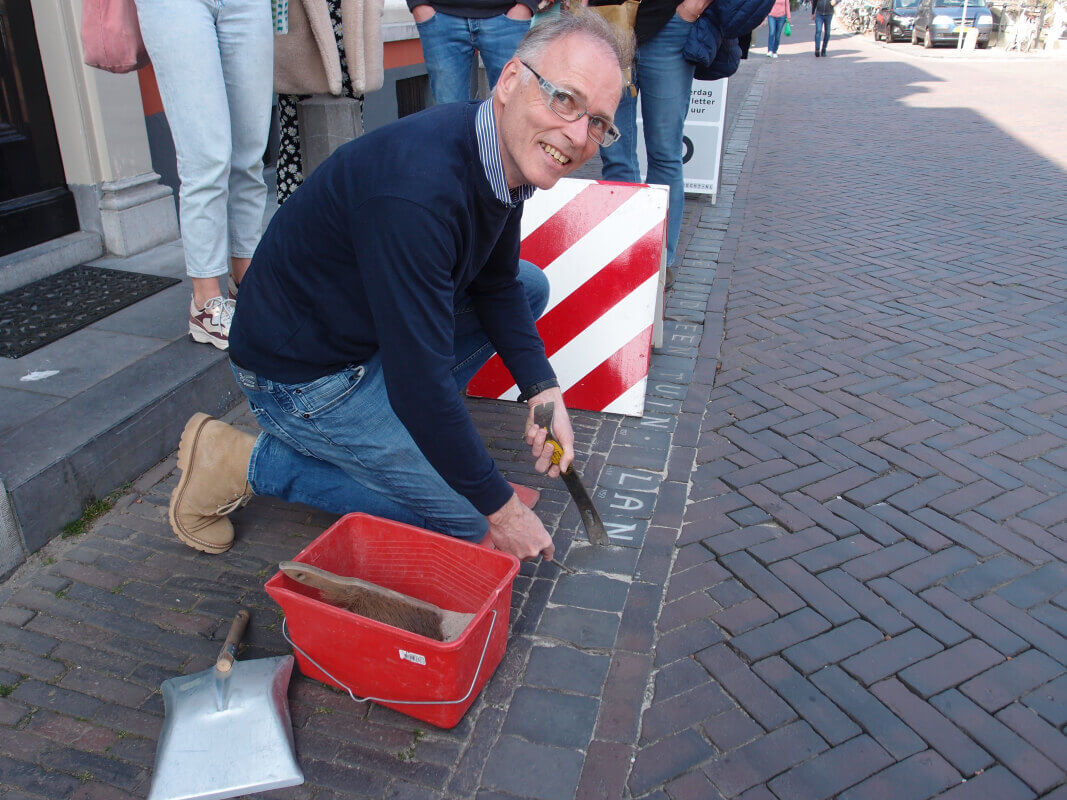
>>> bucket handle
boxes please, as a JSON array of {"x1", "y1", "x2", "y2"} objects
[{"x1": 281, "y1": 609, "x2": 497, "y2": 707}]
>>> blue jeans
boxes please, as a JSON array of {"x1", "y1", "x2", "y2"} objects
[
  {"x1": 767, "y1": 15, "x2": 787, "y2": 53},
  {"x1": 416, "y1": 11, "x2": 531, "y2": 103},
  {"x1": 815, "y1": 14, "x2": 833, "y2": 52},
  {"x1": 234, "y1": 261, "x2": 550, "y2": 540},
  {"x1": 135, "y1": 0, "x2": 272, "y2": 279},
  {"x1": 599, "y1": 14, "x2": 696, "y2": 268}
]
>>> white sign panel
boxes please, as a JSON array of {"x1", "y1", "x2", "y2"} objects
[{"x1": 637, "y1": 78, "x2": 727, "y2": 201}]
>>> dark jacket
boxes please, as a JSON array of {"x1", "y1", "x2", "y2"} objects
[
  {"x1": 812, "y1": 0, "x2": 836, "y2": 14},
  {"x1": 231, "y1": 102, "x2": 554, "y2": 516},
  {"x1": 634, "y1": 0, "x2": 686, "y2": 45},
  {"x1": 684, "y1": 0, "x2": 774, "y2": 79}
]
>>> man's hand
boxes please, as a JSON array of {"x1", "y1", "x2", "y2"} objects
[
  {"x1": 411, "y1": 4, "x2": 434, "y2": 22},
  {"x1": 506, "y1": 3, "x2": 534, "y2": 19},
  {"x1": 487, "y1": 493, "x2": 554, "y2": 561},
  {"x1": 677, "y1": 0, "x2": 713, "y2": 23},
  {"x1": 524, "y1": 386, "x2": 575, "y2": 477}
]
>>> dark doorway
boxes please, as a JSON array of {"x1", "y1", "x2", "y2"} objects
[{"x1": 0, "y1": 1, "x2": 79, "y2": 258}]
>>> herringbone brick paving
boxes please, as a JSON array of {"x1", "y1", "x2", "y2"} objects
[{"x1": 630, "y1": 26, "x2": 1067, "y2": 800}]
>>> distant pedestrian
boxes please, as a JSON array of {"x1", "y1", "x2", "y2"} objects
[
  {"x1": 811, "y1": 0, "x2": 837, "y2": 55},
  {"x1": 765, "y1": 0, "x2": 791, "y2": 56},
  {"x1": 739, "y1": 28, "x2": 754, "y2": 57}
]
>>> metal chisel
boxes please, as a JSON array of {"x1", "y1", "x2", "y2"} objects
[{"x1": 533, "y1": 402, "x2": 609, "y2": 546}]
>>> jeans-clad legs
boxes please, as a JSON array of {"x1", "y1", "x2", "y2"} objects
[
  {"x1": 598, "y1": 14, "x2": 696, "y2": 268},
  {"x1": 236, "y1": 262, "x2": 550, "y2": 540},
  {"x1": 599, "y1": 87, "x2": 641, "y2": 183},
  {"x1": 636, "y1": 16, "x2": 697, "y2": 268},
  {"x1": 767, "y1": 15, "x2": 787, "y2": 53},
  {"x1": 815, "y1": 13, "x2": 833, "y2": 53},
  {"x1": 416, "y1": 11, "x2": 531, "y2": 104},
  {"x1": 135, "y1": 0, "x2": 272, "y2": 278}
]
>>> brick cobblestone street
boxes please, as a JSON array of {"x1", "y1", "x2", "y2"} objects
[{"x1": 2, "y1": 23, "x2": 1067, "y2": 799}]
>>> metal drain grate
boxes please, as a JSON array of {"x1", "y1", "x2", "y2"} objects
[{"x1": 0, "y1": 265, "x2": 181, "y2": 359}]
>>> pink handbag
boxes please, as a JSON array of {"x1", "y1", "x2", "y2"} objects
[{"x1": 81, "y1": 0, "x2": 150, "y2": 74}]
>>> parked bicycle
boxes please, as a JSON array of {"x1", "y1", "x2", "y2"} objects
[
  {"x1": 1005, "y1": 7, "x2": 1038, "y2": 50},
  {"x1": 838, "y1": 0, "x2": 880, "y2": 31}
]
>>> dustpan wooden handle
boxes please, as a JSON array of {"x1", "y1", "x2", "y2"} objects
[{"x1": 216, "y1": 609, "x2": 250, "y2": 673}]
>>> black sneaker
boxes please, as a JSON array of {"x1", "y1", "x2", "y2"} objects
[{"x1": 815, "y1": 51, "x2": 820, "y2": 57}]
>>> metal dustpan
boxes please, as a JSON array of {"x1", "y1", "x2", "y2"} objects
[{"x1": 148, "y1": 610, "x2": 303, "y2": 800}]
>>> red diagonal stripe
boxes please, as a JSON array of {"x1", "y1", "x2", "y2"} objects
[
  {"x1": 562, "y1": 326, "x2": 653, "y2": 411},
  {"x1": 467, "y1": 227, "x2": 662, "y2": 397},
  {"x1": 520, "y1": 183, "x2": 643, "y2": 268},
  {"x1": 467, "y1": 354, "x2": 515, "y2": 398},
  {"x1": 534, "y1": 227, "x2": 663, "y2": 356}
]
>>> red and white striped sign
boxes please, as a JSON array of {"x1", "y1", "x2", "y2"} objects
[{"x1": 467, "y1": 178, "x2": 667, "y2": 417}]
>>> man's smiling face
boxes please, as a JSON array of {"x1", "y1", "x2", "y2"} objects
[{"x1": 494, "y1": 33, "x2": 622, "y2": 190}]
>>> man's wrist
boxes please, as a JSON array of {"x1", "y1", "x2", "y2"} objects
[
  {"x1": 489, "y1": 491, "x2": 523, "y2": 522},
  {"x1": 518, "y1": 379, "x2": 559, "y2": 403}
]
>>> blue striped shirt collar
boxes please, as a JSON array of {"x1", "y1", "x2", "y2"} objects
[{"x1": 476, "y1": 99, "x2": 536, "y2": 208}]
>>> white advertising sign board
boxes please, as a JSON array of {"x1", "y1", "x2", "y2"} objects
[{"x1": 637, "y1": 78, "x2": 727, "y2": 202}]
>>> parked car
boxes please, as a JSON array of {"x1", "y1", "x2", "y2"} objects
[
  {"x1": 911, "y1": 0, "x2": 994, "y2": 47},
  {"x1": 874, "y1": 0, "x2": 921, "y2": 41}
]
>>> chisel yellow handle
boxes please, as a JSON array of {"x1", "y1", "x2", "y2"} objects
[
  {"x1": 547, "y1": 439, "x2": 564, "y2": 466},
  {"x1": 533, "y1": 401, "x2": 567, "y2": 468}
]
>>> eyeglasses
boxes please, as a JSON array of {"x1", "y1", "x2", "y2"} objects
[{"x1": 520, "y1": 61, "x2": 621, "y2": 148}]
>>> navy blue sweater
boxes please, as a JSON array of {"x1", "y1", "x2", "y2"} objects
[{"x1": 230, "y1": 102, "x2": 555, "y2": 515}]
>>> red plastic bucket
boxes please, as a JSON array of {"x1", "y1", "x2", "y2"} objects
[{"x1": 264, "y1": 513, "x2": 519, "y2": 729}]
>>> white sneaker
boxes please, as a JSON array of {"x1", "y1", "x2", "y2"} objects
[{"x1": 189, "y1": 296, "x2": 235, "y2": 350}]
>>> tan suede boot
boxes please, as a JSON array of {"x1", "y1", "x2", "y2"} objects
[{"x1": 169, "y1": 413, "x2": 255, "y2": 553}]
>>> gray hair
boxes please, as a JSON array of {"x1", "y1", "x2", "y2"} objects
[{"x1": 513, "y1": 8, "x2": 635, "y2": 75}]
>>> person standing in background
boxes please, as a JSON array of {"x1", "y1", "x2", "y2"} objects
[
  {"x1": 276, "y1": 1, "x2": 358, "y2": 205},
  {"x1": 811, "y1": 0, "x2": 837, "y2": 55},
  {"x1": 409, "y1": 0, "x2": 536, "y2": 103},
  {"x1": 765, "y1": 0, "x2": 791, "y2": 56},
  {"x1": 272, "y1": 0, "x2": 385, "y2": 205},
  {"x1": 135, "y1": 0, "x2": 273, "y2": 350},
  {"x1": 599, "y1": 0, "x2": 714, "y2": 283}
]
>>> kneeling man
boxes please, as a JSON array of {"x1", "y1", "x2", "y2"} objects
[{"x1": 167, "y1": 13, "x2": 631, "y2": 562}]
